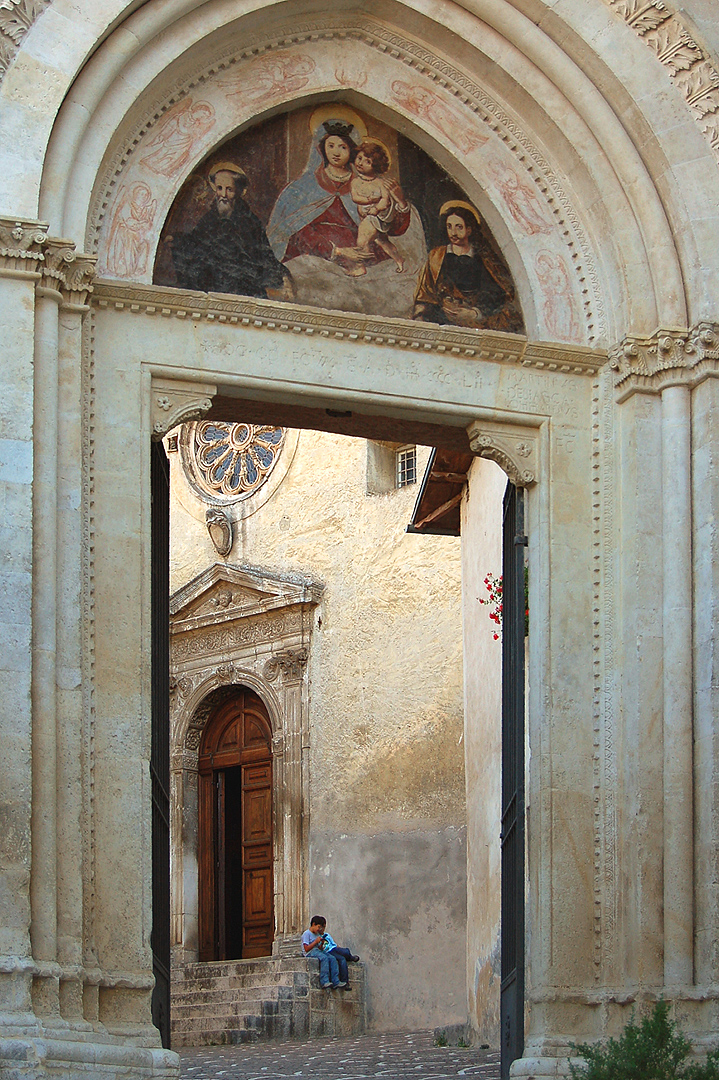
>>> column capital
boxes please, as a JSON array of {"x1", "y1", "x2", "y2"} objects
[
  {"x1": 610, "y1": 323, "x2": 719, "y2": 401},
  {"x1": 40, "y1": 238, "x2": 96, "y2": 308},
  {"x1": 0, "y1": 216, "x2": 48, "y2": 278}
]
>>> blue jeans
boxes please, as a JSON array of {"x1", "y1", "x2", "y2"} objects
[
  {"x1": 327, "y1": 946, "x2": 353, "y2": 984},
  {"x1": 307, "y1": 946, "x2": 340, "y2": 986}
]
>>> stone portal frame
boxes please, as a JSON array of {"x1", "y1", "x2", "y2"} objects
[{"x1": 168, "y1": 563, "x2": 323, "y2": 963}]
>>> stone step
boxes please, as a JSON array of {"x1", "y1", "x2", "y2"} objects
[
  {"x1": 171, "y1": 958, "x2": 365, "y2": 1046},
  {"x1": 174, "y1": 972, "x2": 301, "y2": 993}
]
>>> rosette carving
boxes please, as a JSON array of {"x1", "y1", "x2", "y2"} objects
[
  {"x1": 467, "y1": 420, "x2": 538, "y2": 487},
  {"x1": 152, "y1": 377, "x2": 217, "y2": 439}
]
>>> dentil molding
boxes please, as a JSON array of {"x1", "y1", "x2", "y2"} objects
[
  {"x1": 95, "y1": 281, "x2": 603, "y2": 374},
  {"x1": 609, "y1": 322, "x2": 719, "y2": 400}
]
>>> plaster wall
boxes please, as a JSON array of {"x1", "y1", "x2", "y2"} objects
[
  {"x1": 169, "y1": 428, "x2": 468, "y2": 1032},
  {"x1": 461, "y1": 455, "x2": 505, "y2": 1046}
]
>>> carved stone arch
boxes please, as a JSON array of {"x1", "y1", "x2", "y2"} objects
[{"x1": 177, "y1": 671, "x2": 284, "y2": 756}]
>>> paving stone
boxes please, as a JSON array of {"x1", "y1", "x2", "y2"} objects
[{"x1": 177, "y1": 1029, "x2": 500, "y2": 1079}]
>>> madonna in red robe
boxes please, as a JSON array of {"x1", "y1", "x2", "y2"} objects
[{"x1": 267, "y1": 122, "x2": 410, "y2": 270}]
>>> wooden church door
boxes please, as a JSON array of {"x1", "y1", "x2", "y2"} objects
[{"x1": 198, "y1": 688, "x2": 274, "y2": 961}]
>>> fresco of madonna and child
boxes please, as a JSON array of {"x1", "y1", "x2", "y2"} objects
[{"x1": 154, "y1": 103, "x2": 524, "y2": 333}]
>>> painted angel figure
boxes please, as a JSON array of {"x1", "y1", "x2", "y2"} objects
[
  {"x1": 221, "y1": 54, "x2": 315, "y2": 106},
  {"x1": 140, "y1": 98, "x2": 216, "y2": 178},
  {"x1": 487, "y1": 158, "x2": 553, "y2": 236},
  {"x1": 391, "y1": 80, "x2": 488, "y2": 154},
  {"x1": 535, "y1": 250, "x2": 581, "y2": 342},
  {"x1": 106, "y1": 181, "x2": 157, "y2": 278}
]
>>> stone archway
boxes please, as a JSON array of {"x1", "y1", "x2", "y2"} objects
[{"x1": 169, "y1": 563, "x2": 322, "y2": 965}]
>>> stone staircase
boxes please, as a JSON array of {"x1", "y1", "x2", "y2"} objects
[{"x1": 171, "y1": 956, "x2": 366, "y2": 1047}]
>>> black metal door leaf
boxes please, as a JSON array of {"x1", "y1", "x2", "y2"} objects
[
  {"x1": 500, "y1": 482, "x2": 526, "y2": 1079},
  {"x1": 150, "y1": 440, "x2": 171, "y2": 1049}
]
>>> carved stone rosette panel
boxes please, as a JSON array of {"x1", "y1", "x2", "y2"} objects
[
  {"x1": 151, "y1": 377, "x2": 217, "y2": 439},
  {"x1": 168, "y1": 563, "x2": 322, "y2": 961},
  {"x1": 467, "y1": 419, "x2": 539, "y2": 486}
]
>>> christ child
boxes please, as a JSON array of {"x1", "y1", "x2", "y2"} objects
[{"x1": 348, "y1": 138, "x2": 408, "y2": 275}]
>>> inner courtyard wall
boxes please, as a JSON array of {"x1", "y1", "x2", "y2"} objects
[{"x1": 168, "y1": 429, "x2": 468, "y2": 1032}]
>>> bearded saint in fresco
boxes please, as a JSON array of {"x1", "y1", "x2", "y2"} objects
[
  {"x1": 171, "y1": 161, "x2": 292, "y2": 299},
  {"x1": 412, "y1": 201, "x2": 523, "y2": 333}
]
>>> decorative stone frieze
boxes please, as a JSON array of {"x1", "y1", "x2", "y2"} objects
[
  {"x1": 603, "y1": 0, "x2": 719, "y2": 164},
  {"x1": 467, "y1": 419, "x2": 539, "y2": 486},
  {"x1": 264, "y1": 649, "x2": 309, "y2": 684},
  {"x1": 95, "y1": 282, "x2": 603, "y2": 374},
  {"x1": 151, "y1": 377, "x2": 217, "y2": 439},
  {"x1": 610, "y1": 322, "x2": 719, "y2": 400}
]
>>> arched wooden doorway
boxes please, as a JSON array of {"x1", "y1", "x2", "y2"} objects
[{"x1": 198, "y1": 687, "x2": 274, "y2": 962}]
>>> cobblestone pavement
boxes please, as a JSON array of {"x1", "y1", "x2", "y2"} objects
[{"x1": 178, "y1": 1031, "x2": 500, "y2": 1079}]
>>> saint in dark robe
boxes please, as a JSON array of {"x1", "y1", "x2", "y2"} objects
[
  {"x1": 171, "y1": 161, "x2": 289, "y2": 298},
  {"x1": 413, "y1": 201, "x2": 523, "y2": 333}
]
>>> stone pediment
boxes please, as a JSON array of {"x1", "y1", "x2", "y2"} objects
[{"x1": 170, "y1": 563, "x2": 323, "y2": 633}]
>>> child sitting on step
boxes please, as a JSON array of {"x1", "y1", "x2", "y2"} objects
[{"x1": 301, "y1": 915, "x2": 360, "y2": 990}]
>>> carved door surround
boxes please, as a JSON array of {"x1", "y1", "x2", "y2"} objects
[{"x1": 169, "y1": 563, "x2": 323, "y2": 963}]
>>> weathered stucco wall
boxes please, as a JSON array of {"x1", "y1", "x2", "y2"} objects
[
  {"x1": 169, "y1": 428, "x2": 467, "y2": 1032},
  {"x1": 461, "y1": 456, "x2": 504, "y2": 1046}
]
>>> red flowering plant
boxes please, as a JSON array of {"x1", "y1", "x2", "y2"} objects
[
  {"x1": 478, "y1": 569, "x2": 529, "y2": 640},
  {"x1": 479, "y1": 573, "x2": 503, "y2": 640}
]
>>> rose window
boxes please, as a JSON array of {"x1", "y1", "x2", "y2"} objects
[{"x1": 185, "y1": 422, "x2": 285, "y2": 501}]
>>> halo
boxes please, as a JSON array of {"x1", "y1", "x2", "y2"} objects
[
  {"x1": 440, "y1": 200, "x2": 481, "y2": 226},
  {"x1": 358, "y1": 136, "x2": 392, "y2": 170},
  {"x1": 309, "y1": 104, "x2": 367, "y2": 142},
  {"x1": 208, "y1": 161, "x2": 248, "y2": 186}
]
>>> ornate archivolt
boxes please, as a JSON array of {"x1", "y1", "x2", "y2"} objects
[
  {"x1": 169, "y1": 562, "x2": 322, "y2": 955},
  {"x1": 89, "y1": 18, "x2": 606, "y2": 347},
  {"x1": 602, "y1": 0, "x2": 719, "y2": 163}
]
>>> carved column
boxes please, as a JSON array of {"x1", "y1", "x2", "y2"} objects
[
  {"x1": 30, "y1": 238, "x2": 98, "y2": 1022},
  {"x1": 0, "y1": 217, "x2": 47, "y2": 1025},
  {"x1": 610, "y1": 326, "x2": 719, "y2": 999},
  {"x1": 661, "y1": 382, "x2": 693, "y2": 986},
  {"x1": 54, "y1": 249, "x2": 96, "y2": 1021},
  {"x1": 265, "y1": 649, "x2": 309, "y2": 952}
]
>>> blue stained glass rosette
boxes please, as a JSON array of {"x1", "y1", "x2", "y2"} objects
[{"x1": 190, "y1": 422, "x2": 285, "y2": 500}]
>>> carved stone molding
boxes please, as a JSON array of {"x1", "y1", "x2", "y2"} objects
[
  {"x1": 96, "y1": 283, "x2": 603, "y2": 374},
  {"x1": 40, "y1": 237, "x2": 97, "y2": 306},
  {"x1": 151, "y1": 376, "x2": 217, "y2": 439},
  {"x1": 467, "y1": 419, "x2": 539, "y2": 486},
  {"x1": 89, "y1": 16, "x2": 606, "y2": 344},
  {"x1": 609, "y1": 322, "x2": 719, "y2": 400},
  {"x1": 602, "y1": 0, "x2": 719, "y2": 165},
  {"x1": 0, "y1": 0, "x2": 51, "y2": 81},
  {"x1": 264, "y1": 648, "x2": 308, "y2": 684},
  {"x1": 0, "y1": 216, "x2": 48, "y2": 277}
]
